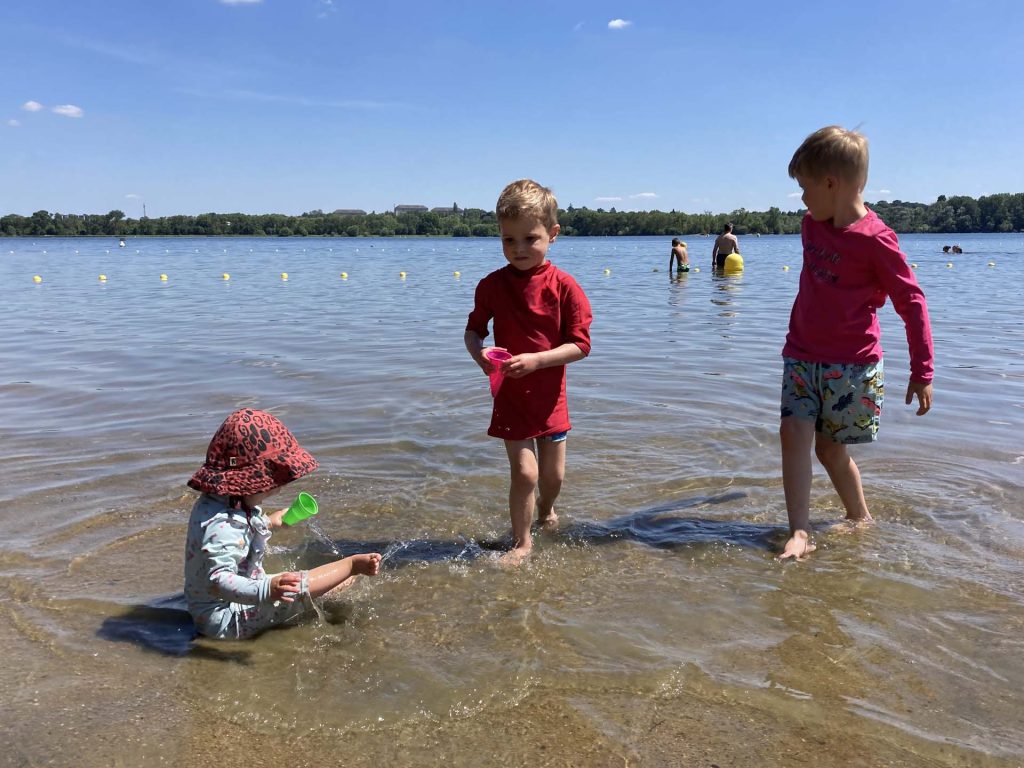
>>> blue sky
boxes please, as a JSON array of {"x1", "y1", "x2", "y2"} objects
[{"x1": 2, "y1": 0, "x2": 1022, "y2": 218}]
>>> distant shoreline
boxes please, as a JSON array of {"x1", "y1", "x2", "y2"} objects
[{"x1": 3, "y1": 193, "x2": 1022, "y2": 237}]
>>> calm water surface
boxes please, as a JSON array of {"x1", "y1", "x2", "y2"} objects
[{"x1": 1, "y1": 233, "x2": 1022, "y2": 767}]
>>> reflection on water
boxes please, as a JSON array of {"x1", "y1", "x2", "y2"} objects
[{"x1": 1, "y1": 233, "x2": 1023, "y2": 766}]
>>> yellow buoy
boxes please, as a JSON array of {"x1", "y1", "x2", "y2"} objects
[
  {"x1": 453, "y1": 271, "x2": 461, "y2": 277},
  {"x1": 399, "y1": 271, "x2": 407, "y2": 278},
  {"x1": 99, "y1": 274, "x2": 107, "y2": 282},
  {"x1": 340, "y1": 272, "x2": 349, "y2": 279},
  {"x1": 946, "y1": 262, "x2": 953, "y2": 268},
  {"x1": 32, "y1": 275, "x2": 42, "y2": 283},
  {"x1": 604, "y1": 268, "x2": 611, "y2": 275},
  {"x1": 910, "y1": 263, "x2": 918, "y2": 269},
  {"x1": 281, "y1": 272, "x2": 289, "y2": 280},
  {"x1": 222, "y1": 273, "x2": 230, "y2": 280},
  {"x1": 988, "y1": 261, "x2": 995, "y2": 267},
  {"x1": 693, "y1": 267, "x2": 700, "y2": 273},
  {"x1": 782, "y1": 265, "x2": 790, "y2": 271},
  {"x1": 723, "y1": 253, "x2": 744, "y2": 273},
  {"x1": 160, "y1": 274, "x2": 168, "y2": 281}
]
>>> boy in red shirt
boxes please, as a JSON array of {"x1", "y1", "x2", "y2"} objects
[
  {"x1": 780, "y1": 126, "x2": 934, "y2": 560},
  {"x1": 465, "y1": 179, "x2": 593, "y2": 564}
]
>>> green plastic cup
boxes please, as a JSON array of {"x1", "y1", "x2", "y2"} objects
[{"x1": 281, "y1": 492, "x2": 318, "y2": 526}]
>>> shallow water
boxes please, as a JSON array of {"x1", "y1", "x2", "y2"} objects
[{"x1": 1, "y1": 233, "x2": 1022, "y2": 767}]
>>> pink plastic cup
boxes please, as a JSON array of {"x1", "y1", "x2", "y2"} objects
[{"x1": 482, "y1": 347, "x2": 513, "y2": 397}]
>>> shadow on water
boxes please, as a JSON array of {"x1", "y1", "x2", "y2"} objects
[
  {"x1": 564, "y1": 491, "x2": 782, "y2": 551},
  {"x1": 311, "y1": 490, "x2": 783, "y2": 563},
  {"x1": 96, "y1": 594, "x2": 252, "y2": 662}
]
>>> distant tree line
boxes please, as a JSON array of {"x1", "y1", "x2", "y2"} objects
[{"x1": 3, "y1": 193, "x2": 1022, "y2": 238}]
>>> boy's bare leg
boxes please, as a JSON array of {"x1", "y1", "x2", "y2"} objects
[
  {"x1": 814, "y1": 435, "x2": 872, "y2": 524},
  {"x1": 503, "y1": 439, "x2": 539, "y2": 563},
  {"x1": 780, "y1": 416, "x2": 816, "y2": 560},
  {"x1": 307, "y1": 553, "x2": 382, "y2": 598},
  {"x1": 536, "y1": 438, "x2": 566, "y2": 527}
]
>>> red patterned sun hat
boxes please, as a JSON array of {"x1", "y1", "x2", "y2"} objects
[{"x1": 187, "y1": 408, "x2": 319, "y2": 496}]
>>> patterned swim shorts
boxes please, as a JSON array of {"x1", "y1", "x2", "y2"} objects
[{"x1": 780, "y1": 358, "x2": 884, "y2": 444}]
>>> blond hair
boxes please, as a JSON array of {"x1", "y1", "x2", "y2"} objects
[
  {"x1": 788, "y1": 126, "x2": 869, "y2": 188},
  {"x1": 496, "y1": 179, "x2": 559, "y2": 228}
]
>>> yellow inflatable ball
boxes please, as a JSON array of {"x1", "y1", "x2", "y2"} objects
[
  {"x1": 33, "y1": 275, "x2": 42, "y2": 283},
  {"x1": 723, "y1": 253, "x2": 744, "y2": 272}
]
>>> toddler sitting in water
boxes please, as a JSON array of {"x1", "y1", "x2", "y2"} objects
[{"x1": 183, "y1": 408, "x2": 381, "y2": 639}]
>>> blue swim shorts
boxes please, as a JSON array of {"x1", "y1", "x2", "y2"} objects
[
  {"x1": 539, "y1": 430, "x2": 569, "y2": 443},
  {"x1": 780, "y1": 358, "x2": 884, "y2": 444}
]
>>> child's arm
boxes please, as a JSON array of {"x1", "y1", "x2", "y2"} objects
[
  {"x1": 875, "y1": 231, "x2": 935, "y2": 413},
  {"x1": 200, "y1": 516, "x2": 273, "y2": 605},
  {"x1": 464, "y1": 330, "x2": 491, "y2": 372},
  {"x1": 504, "y1": 343, "x2": 586, "y2": 379}
]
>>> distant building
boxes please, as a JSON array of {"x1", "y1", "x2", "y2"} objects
[
  {"x1": 431, "y1": 205, "x2": 462, "y2": 216},
  {"x1": 394, "y1": 204, "x2": 429, "y2": 215},
  {"x1": 333, "y1": 208, "x2": 367, "y2": 216}
]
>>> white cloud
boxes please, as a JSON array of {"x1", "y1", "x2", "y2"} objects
[
  {"x1": 879, "y1": 188, "x2": 891, "y2": 195},
  {"x1": 608, "y1": 19, "x2": 632, "y2": 30},
  {"x1": 787, "y1": 192, "x2": 802, "y2": 198},
  {"x1": 595, "y1": 196, "x2": 623, "y2": 203},
  {"x1": 6, "y1": 118, "x2": 20, "y2": 127},
  {"x1": 23, "y1": 100, "x2": 44, "y2": 112},
  {"x1": 52, "y1": 104, "x2": 84, "y2": 118},
  {"x1": 125, "y1": 193, "x2": 142, "y2": 199},
  {"x1": 573, "y1": 21, "x2": 585, "y2": 32},
  {"x1": 630, "y1": 192, "x2": 658, "y2": 199}
]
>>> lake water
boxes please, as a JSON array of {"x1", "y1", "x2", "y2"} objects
[{"x1": 1, "y1": 233, "x2": 1022, "y2": 767}]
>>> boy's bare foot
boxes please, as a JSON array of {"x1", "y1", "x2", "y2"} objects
[
  {"x1": 778, "y1": 530, "x2": 815, "y2": 561},
  {"x1": 536, "y1": 498, "x2": 558, "y2": 528},
  {"x1": 829, "y1": 516, "x2": 873, "y2": 535},
  {"x1": 498, "y1": 545, "x2": 532, "y2": 566},
  {"x1": 536, "y1": 510, "x2": 559, "y2": 528}
]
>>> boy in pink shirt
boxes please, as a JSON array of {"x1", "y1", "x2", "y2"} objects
[
  {"x1": 780, "y1": 126, "x2": 934, "y2": 560},
  {"x1": 465, "y1": 179, "x2": 593, "y2": 565}
]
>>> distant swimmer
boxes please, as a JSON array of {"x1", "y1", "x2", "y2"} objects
[
  {"x1": 951, "y1": 244, "x2": 963, "y2": 254},
  {"x1": 119, "y1": 238, "x2": 126, "y2": 248},
  {"x1": 711, "y1": 222, "x2": 739, "y2": 270},
  {"x1": 942, "y1": 245, "x2": 951, "y2": 253},
  {"x1": 670, "y1": 238, "x2": 690, "y2": 272}
]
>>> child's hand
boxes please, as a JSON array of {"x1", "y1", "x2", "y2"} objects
[
  {"x1": 504, "y1": 352, "x2": 541, "y2": 379},
  {"x1": 351, "y1": 553, "x2": 382, "y2": 577},
  {"x1": 270, "y1": 571, "x2": 303, "y2": 602},
  {"x1": 905, "y1": 381, "x2": 933, "y2": 416},
  {"x1": 477, "y1": 347, "x2": 506, "y2": 375},
  {"x1": 266, "y1": 507, "x2": 290, "y2": 529}
]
